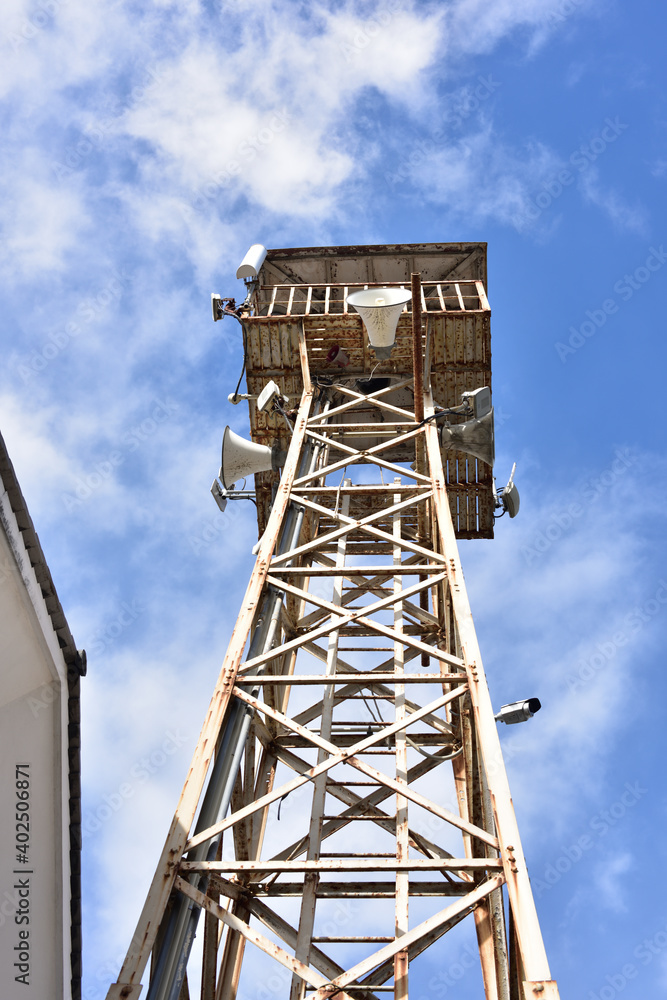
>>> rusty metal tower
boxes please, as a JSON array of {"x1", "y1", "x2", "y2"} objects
[{"x1": 107, "y1": 243, "x2": 560, "y2": 1000}]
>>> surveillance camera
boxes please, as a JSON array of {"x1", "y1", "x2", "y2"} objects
[{"x1": 494, "y1": 698, "x2": 541, "y2": 725}]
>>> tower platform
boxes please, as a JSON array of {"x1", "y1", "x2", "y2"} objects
[{"x1": 241, "y1": 243, "x2": 492, "y2": 539}]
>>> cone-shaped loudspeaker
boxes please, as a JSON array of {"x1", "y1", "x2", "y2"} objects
[
  {"x1": 327, "y1": 344, "x2": 350, "y2": 367},
  {"x1": 439, "y1": 409, "x2": 495, "y2": 468},
  {"x1": 221, "y1": 426, "x2": 285, "y2": 488},
  {"x1": 346, "y1": 287, "x2": 411, "y2": 359}
]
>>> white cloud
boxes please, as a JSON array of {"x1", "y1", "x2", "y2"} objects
[
  {"x1": 103, "y1": 3, "x2": 446, "y2": 238},
  {"x1": 580, "y1": 167, "x2": 649, "y2": 234},
  {"x1": 0, "y1": 164, "x2": 88, "y2": 279},
  {"x1": 445, "y1": 0, "x2": 598, "y2": 57},
  {"x1": 462, "y1": 448, "x2": 666, "y2": 839},
  {"x1": 403, "y1": 123, "x2": 565, "y2": 231},
  {"x1": 0, "y1": 0, "x2": 132, "y2": 99},
  {"x1": 593, "y1": 851, "x2": 634, "y2": 912}
]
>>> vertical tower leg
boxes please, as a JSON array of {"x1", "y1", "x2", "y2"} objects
[{"x1": 107, "y1": 371, "x2": 559, "y2": 1000}]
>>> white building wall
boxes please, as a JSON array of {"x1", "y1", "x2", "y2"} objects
[{"x1": 0, "y1": 482, "x2": 72, "y2": 999}]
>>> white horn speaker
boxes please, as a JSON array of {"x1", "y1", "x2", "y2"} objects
[
  {"x1": 346, "y1": 287, "x2": 411, "y2": 359},
  {"x1": 220, "y1": 427, "x2": 285, "y2": 488},
  {"x1": 439, "y1": 409, "x2": 495, "y2": 468}
]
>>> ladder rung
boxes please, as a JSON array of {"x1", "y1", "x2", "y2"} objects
[
  {"x1": 322, "y1": 815, "x2": 395, "y2": 821},
  {"x1": 326, "y1": 780, "x2": 381, "y2": 785},
  {"x1": 311, "y1": 936, "x2": 395, "y2": 943},
  {"x1": 334, "y1": 694, "x2": 393, "y2": 699},
  {"x1": 308, "y1": 988, "x2": 395, "y2": 993},
  {"x1": 331, "y1": 722, "x2": 385, "y2": 727}
]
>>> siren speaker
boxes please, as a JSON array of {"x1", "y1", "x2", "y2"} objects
[
  {"x1": 346, "y1": 287, "x2": 411, "y2": 359},
  {"x1": 327, "y1": 345, "x2": 350, "y2": 367},
  {"x1": 220, "y1": 426, "x2": 286, "y2": 488},
  {"x1": 439, "y1": 409, "x2": 495, "y2": 468}
]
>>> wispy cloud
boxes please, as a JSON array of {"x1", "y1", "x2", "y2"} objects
[
  {"x1": 462, "y1": 447, "x2": 667, "y2": 838},
  {"x1": 404, "y1": 124, "x2": 565, "y2": 230},
  {"x1": 580, "y1": 167, "x2": 649, "y2": 234}
]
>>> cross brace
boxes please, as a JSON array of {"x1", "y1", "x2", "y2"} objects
[{"x1": 107, "y1": 315, "x2": 560, "y2": 1000}]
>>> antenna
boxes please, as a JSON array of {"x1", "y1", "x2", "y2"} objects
[{"x1": 494, "y1": 462, "x2": 520, "y2": 518}]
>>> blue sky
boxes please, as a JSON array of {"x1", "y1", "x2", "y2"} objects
[{"x1": 1, "y1": 0, "x2": 666, "y2": 997}]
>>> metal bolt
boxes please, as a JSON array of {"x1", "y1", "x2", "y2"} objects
[{"x1": 533, "y1": 987, "x2": 545, "y2": 994}]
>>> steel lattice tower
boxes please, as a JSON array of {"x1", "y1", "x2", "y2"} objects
[{"x1": 107, "y1": 243, "x2": 560, "y2": 1000}]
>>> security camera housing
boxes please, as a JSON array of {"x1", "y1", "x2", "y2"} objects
[{"x1": 494, "y1": 698, "x2": 541, "y2": 725}]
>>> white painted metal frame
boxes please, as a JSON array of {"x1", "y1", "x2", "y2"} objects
[{"x1": 107, "y1": 353, "x2": 559, "y2": 1000}]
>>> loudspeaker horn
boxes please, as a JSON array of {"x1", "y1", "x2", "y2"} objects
[
  {"x1": 346, "y1": 287, "x2": 411, "y2": 359},
  {"x1": 327, "y1": 344, "x2": 350, "y2": 367},
  {"x1": 220, "y1": 426, "x2": 286, "y2": 488},
  {"x1": 439, "y1": 409, "x2": 495, "y2": 468}
]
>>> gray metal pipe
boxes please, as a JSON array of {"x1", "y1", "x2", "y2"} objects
[{"x1": 147, "y1": 396, "x2": 331, "y2": 1000}]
